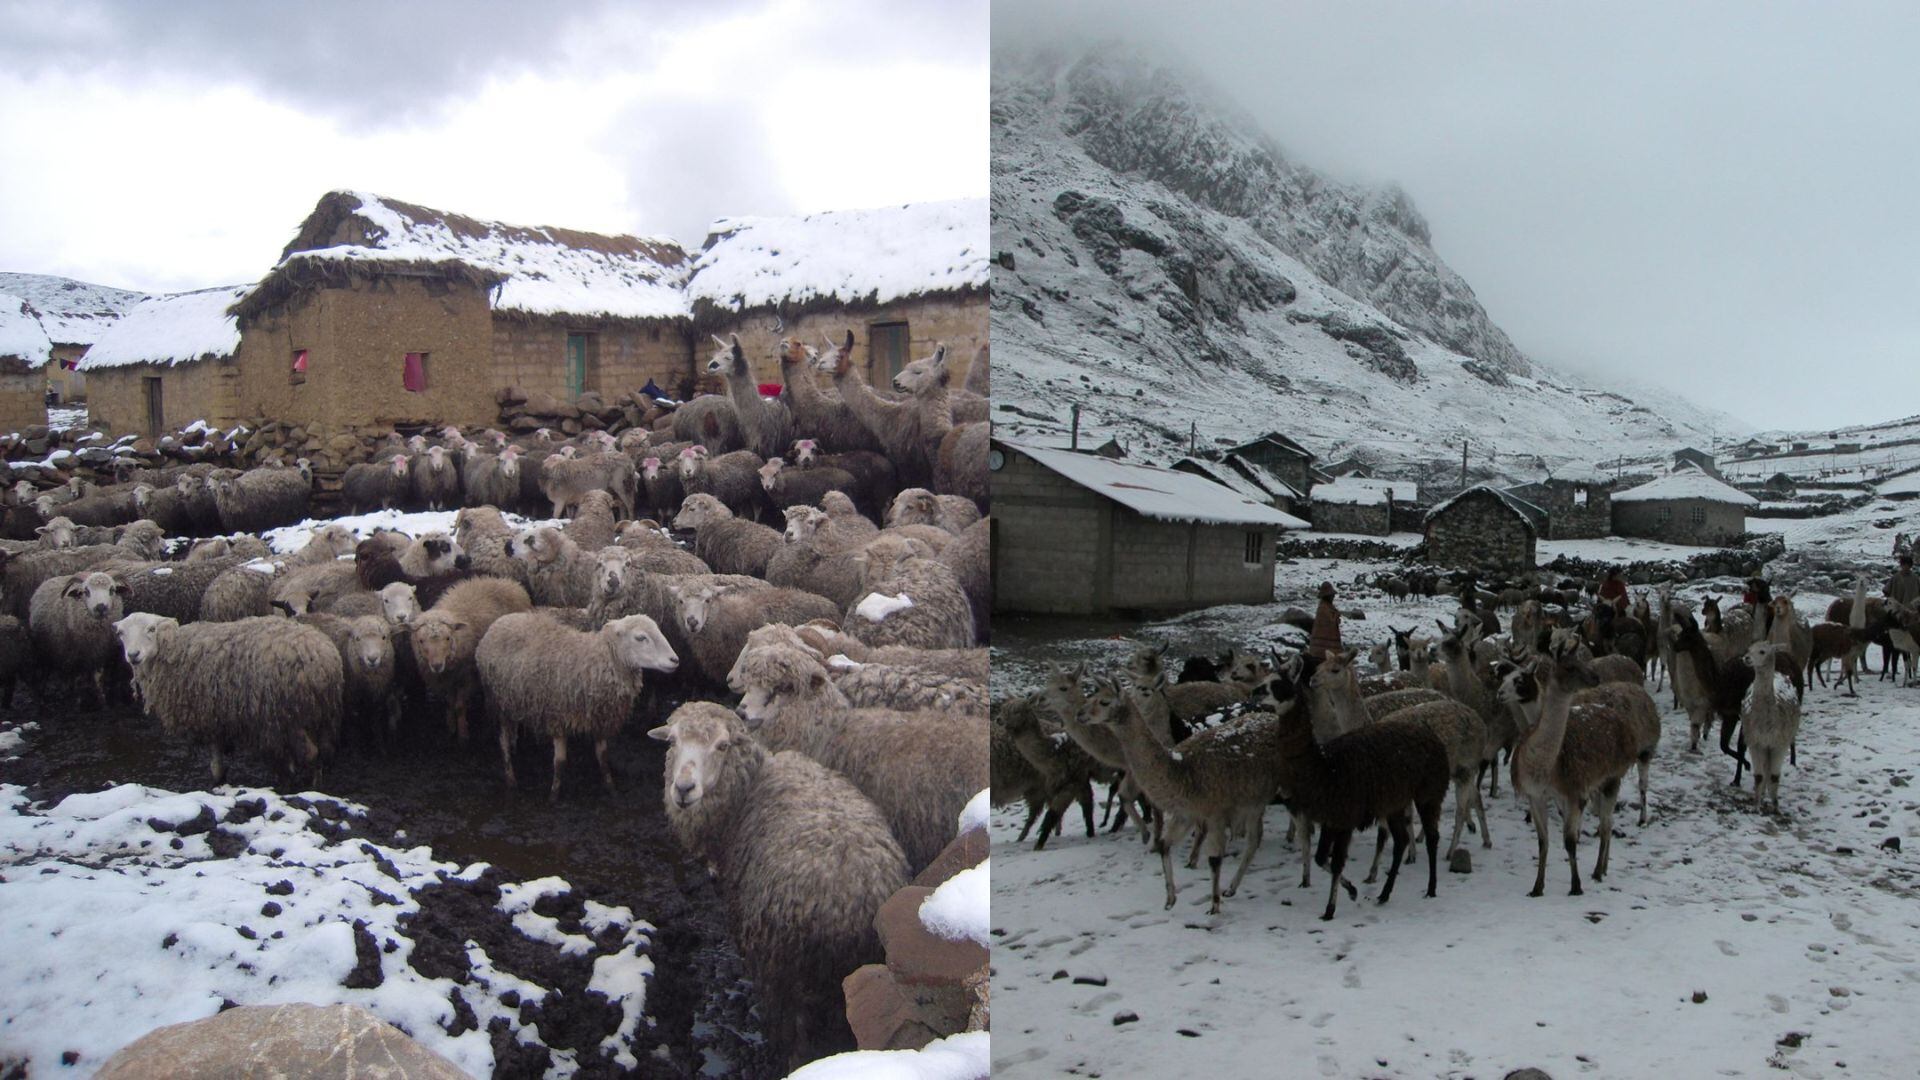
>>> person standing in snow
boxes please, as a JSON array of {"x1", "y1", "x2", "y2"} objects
[
  {"x1": 1888, "y1": 554, "x2": 1920, "y2": 607},
  {"x1": 1598, "y1": 567, "x2": 1629, "y2": 615},
  {"x1": 1308, "y1": 581, "x2": 1342, "y2": 659}
]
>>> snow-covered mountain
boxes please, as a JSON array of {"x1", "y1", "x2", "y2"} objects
[
  {"x1": 990, "y1": 45, "x2": 1747, "y2": 483},
  {"x1": 0, "y1": 272, "x2": 146, "y2": 346}
]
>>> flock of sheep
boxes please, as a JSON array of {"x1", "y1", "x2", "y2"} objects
[
  {"x1": 993, "y1": 576, "x2": 1876, "y2": 921},
  {"x1": 2, "y1": 333, "x2": 991, "y2": 1071}
]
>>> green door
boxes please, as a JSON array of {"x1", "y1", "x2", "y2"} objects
[{"x1": 565, "y1": 334, "x2": 588, "y2": 400}]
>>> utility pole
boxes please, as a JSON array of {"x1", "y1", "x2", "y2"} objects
[
  {"x1": 1070, "y1": 404, "x2": 1081, "y2": 451},
  {"x1": 1188, "y1": 421, "x2": 1196, "y2": 457},
  {"x1": 1459, "y1": 439, "x2": 1468, "y2": 490}
]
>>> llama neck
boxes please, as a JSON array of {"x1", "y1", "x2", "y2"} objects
[
  {"x1": 1410, "y1": 648, "x2": 1431, "y2": 679},
  {"x1": 1321, "y1": 668, "x2": 1370, "y2": 736},
  {"x1": 1851, "y1": 581, "x2": 1868, "y2": 630},
  {"x1": 1519, "y1": 669, "x2": 1578, "y2": 784},
  {"x1": 914, "y1": 382, "x2": 955, "y2": 440},
  {"x1": 1747, "y1": 653, "x2": 1781, "y2": 721},
  {"x1": 833, "y1": 364, "x2": 909, "y2": 429},
  {"x1": 783, "y1": 362, "x2": 824, "y2": 408},
  {"x1": 1108, "y1": 699, "x2": 1191, "y2": 804},
  {"x1": 1129, "y1": 673, "x2": 1176, "y2": 745},
  {"x1": 1305, "y1": 677, "x2": 1351, "y2": 744},
  {"x1": 1443, "y1": 645, "x2": 1488, "y2": 716}
]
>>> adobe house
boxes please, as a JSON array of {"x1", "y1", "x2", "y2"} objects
[
  {"x1": 78, "y1": 285, "x2": 250, "y2": 436},
  {"x1": 1611, "y1": 467, "x2": 1757, "y2": 546},
  {"x1": 1222, "y1": 431, "x2": 1317, "y2": 496},
  {"x1": 225, "y1": 191, "x2": 693, "y2": 432},
  {"x1": 992, "y1": 439, "x2": 1307, "y2": 615},
  {"x1": 0, "y1": 294, "x2": 52, "y2": 432},
  {"x1": 0, "y1": 273, "x2": 146, "y2": 405},
  {"x1": 686, "y1": 199, "x2": 987, "y2": 389},
  {"x1": 1505, "y1": 463, "x2": 1613, "y2": 539},
  {"x1": 1423, "y1": 485, "x2": 1541, "y2": 573},
  {"x1": 1308, "y1": 478, "x2": 1414, "y2": 536}
]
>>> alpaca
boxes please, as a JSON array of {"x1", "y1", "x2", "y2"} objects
[
  {"x1": 1741, "y1": 641, "x2": 1802, "y2": 814},
  {"x1": 1767, "y1": 594, "x2": 1812, "y2": 704},
  {"x1": 707, "y1": 335, "x2": 794, "y2": 460},
  {"x1": 777, "y1": 338, "x2": 881, "y2": 454}
]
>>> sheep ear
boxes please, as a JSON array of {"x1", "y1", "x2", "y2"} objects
[
  {"x1": 646, "y1": 725, "x2": 673, "y2": 743},
  {"x1": 113, "y1": 580, "x2": 131, "y2": 598},
  {"x1": 270, "y1": 600, "x2": 295, "y2": 616}
]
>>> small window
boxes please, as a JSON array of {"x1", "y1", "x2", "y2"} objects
[
  {"x1": 403, "y1": 352, "x2": 428, "y2": 393},
  {"x1": 1244, "y1": 531, "x2": 1265, "y2": 566},
  {"x1": 1572, "y1": 487, "x2": 1588, "y2": 507},
  {"x1": 290, "y1": 349, "x2": 308, "y2": 385},
  {"x1": 869, "y1": 321, "x2": 911, "y2": 384},
  {"x1": 1657, "y1": 506, "x2": 1672, "y2": 522},
  {"x1": 1691, "y1": 506, "x2": 1706, "y2": 526}
]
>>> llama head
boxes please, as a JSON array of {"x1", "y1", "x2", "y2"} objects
[
  {"x1": 778, "y1": 338, "x2": 813, "y2": 369},
  {"x1": 891, "y1": 344, "x2": 950, "y2": 396},
  {"x1": 705, "y1": 334, "x2": 749, "y2": 378}
]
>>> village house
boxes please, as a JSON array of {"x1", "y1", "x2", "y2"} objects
[
  {"x1": 79, "y1": 286, "x2": 250, "y2": 436},
  {"x1": 1307, "y1": 477, "x2": 1414, "y2": 536},
  {"x1": 1422, "y1": 485, "x2": 1541, "y2": 573},
  {"x1": 0, "y1": 274, "x2": 148, "y2": 405},
  {"x1": 1322, "y1": 456, "x2": 1376, "y2": 480},
  {"x1": 685, "y1": 199, "x2": 988, "y2": 389},
  {"x1": 1672, "y1": 446, "x2": 1720, "y2": 477},
  {"x1": 1223, "y1": 431, "x2": 1318, "y2": 496},
  {"x1": 1505, "y1": 463, "x2": 1613, "y2": 539},
  {"x1": 1611, "y1": 467, "x2": 1757, "y2": 545},
  {"x1": 0, "y1": 294, "x2": 53, "y2": 432},
  {"x1": 993, "y1": 439, "x2": 1307, "y2": 616}
]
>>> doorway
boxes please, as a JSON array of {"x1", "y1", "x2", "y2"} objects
[
  {"x1": 143, "y1": 376, "x2": 163, "y2": 437},
  {"x1": 565, "y1": 333, "x2": 590, "y2": 401}
]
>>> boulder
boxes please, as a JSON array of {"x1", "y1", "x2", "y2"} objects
[
  {"x1": 842, "y1": 964, "x2": 943, "y2": 1052},
  {"x1": 913, "y1": 825, "x2": 987, "y2": 890},
  {"x1": 94, "y1": 1003, "x2": 466, "y2": 1080}
]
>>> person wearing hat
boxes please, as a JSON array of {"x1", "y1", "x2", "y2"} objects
[
  {"x1": 1598, "y1": 566, "x2": 1629, "y2": 615},
  {"x1": 1308, "y1": 581, "x2": 1343, "y2": 659},
  {"x1": 1889, "y1": 554, "x2": 1920, "y2": 607}
]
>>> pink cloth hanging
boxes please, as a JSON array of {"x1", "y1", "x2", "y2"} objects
[
  {"x1": 292, "y1": 350, "x2": 308, "y2": 373},
  {"x1": 402, "y1": 352, "x2": 426, "y2": 392}
]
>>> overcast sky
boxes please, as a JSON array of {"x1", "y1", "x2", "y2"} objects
[
  {"x1": 0, "y1": 0, "x2": 985, "y2": 293},
  {"x1": 996, "y1": 1, "x2": 1920, "y2": 433}
]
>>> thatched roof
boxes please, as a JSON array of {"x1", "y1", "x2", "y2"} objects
[
  {"x1": 233, "y1": 191, "x2": 691, "y2": 323},
  {"x1": 0, "y1": 294, "x2": 53, "y2": 368},
  {"x1": 79, "y1": 285, "x2": 248, "y2": 370},
  {"x1": 686, "y1": 199, "x2": 988, "y2": 323}
]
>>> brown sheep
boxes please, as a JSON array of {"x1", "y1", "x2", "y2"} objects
[
  {"x1": 844, "y1": 534, "x2": 974, "y2": 650},
  {"x1": 409, "y1": 577, "x2": 532, "y2": 741},
  {"x1": 672, "y1": 494, "x2": 781, "y2": 577}
]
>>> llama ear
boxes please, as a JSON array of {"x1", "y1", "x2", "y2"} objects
[
  {"x1": 729, "y1": 335, "x2": 744, "y2": 362},
  {"x1": 711, "y1": 334, "x2": 729, "y2": 349},
  {"x1": 841, "y1": 330, "x2": 854, "y2": 352}
]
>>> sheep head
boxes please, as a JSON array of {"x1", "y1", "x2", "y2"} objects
[
  {"x1": 819, "y1": 490, "x2": 858, "y2": 518},
  {"x1": 411, "y1": 532, "x2": 465, "y2": 574},
  {"x1": 388, "y1": 455, "x2": 411, "y2": 478},
  {"x1": 505, "y1": 526, "x2": 563, "y2": 566},
  {"x1": 66, "y1": 571, "x2": 129, "y2": 621},
  {"x1": 782, "y1": 506, "x2": 824, "y2": 544},
  {"x1": 308, "y1": 523, "x2": 355, "y2": 560},
  {"x1": 650, "y1": 702, "x2": 753, "y2": 810},
  {"x1": 35, "y1": 516, "x2": 77, "y2": 549},
  {"x1": 592, "y1": 548, "x2": 631, "y2": 601},
  {"x1": 886, "y1": 488, "x2": 939, "y2": 528},
  {"x1": 349, "y1": 620, "x2": 394, "y2": 674},
  {"x1": 410, "y1": 613, "x2": 466, "y2": 676},
  {"x1": 727, "y1": 624, "x2": 817, "y2": 691},
  {"x1": 731, "y1": 642, "x2": 831, "y2": 723},
  {"x1": 791, "y1": 439, "x2": 820, "y2": 467},
  {"x1": 757, "y1": 458, "x2": 783, "y2": 492},
  {"x1": 378, "y1": 582, "x2": 421, "y2": 627},
  {"x1": 676, "y1": 584, "x2": 720, "y2": 635},
  {"x1": 672, "y1": 493, "x2": 729, "y2": 531},
  {"x1": 677, "y1": 445, "x2": 709, "y2": 482},
  {"x1": 604, "y1": 614, "x2": 679, "y2": 676},
  {"x1": 114, "y1": 611, "x2": 178, "y2": 667}
]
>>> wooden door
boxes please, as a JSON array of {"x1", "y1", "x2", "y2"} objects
[
  {"x1": 143, "y1": 376, "x2": 163, "y2": 437},
  {"x1": 565, "y1": 334, "x2": 588, "y2": 401}
]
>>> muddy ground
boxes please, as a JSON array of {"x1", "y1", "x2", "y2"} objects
[{"x1": 0, "y1": 680, "x2": 777, "y2": 1080}]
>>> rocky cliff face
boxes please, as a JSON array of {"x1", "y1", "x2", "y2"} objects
[{"x1": 990, "y1": 44, "x2": 1741, "y2": 475}]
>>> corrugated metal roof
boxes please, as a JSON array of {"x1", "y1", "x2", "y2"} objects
[{"x1": 1003, "y1": 440, "x2": 1308, "y2": 528}]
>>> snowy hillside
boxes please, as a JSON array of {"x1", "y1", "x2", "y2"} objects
[
  {"x1": 0, "y1": 272, "x2": 145, "y2": 346},
  {"x1": 990, "y1": 46, "x2": 1746, "y2": 479}
]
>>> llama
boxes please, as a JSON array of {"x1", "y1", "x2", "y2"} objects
[{"x1": 1740, "y1": 641, "x2": 1802, "y2": 814}]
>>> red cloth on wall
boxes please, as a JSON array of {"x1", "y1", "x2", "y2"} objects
[{"x1": 403, "y1": 352, "x2": 426, "y2": 392}]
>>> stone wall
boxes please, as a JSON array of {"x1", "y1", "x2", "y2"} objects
[
  {"x1": 1425, "y1": 493, "x2": 1536, "y2": 573},
  {"x1": 1510, "y1": 479, "x2": 1612, "y2": 539},
  {"x1": 85, "y1": 358, "x2": 239, "y2": 436},
  {"x1": 991, "y1": 449, "x2": 1108, "y2": 614},
  {"x1": 1310, "y1": 500, "x2": 1390, "y2": 536},
  {"x1": 489, "y1": 317, "x2": 692, "y2": 405},
  {"x1": 1235, "y1": 443, "x2": 1313, "y2": 496},
  {"x1": 707, "y1": 293, "x2": 986, "y2": 388},
  {"x1": 1613, "y1": 497, "x2": 1747, "y2": 546}
]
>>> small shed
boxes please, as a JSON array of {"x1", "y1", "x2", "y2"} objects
[
  {"x1": 79, "y1": 285, "x2": 249, "y2": 437},
  {"x1": 1323, "y1": 457, "x2": 1376, "y2": 480},
  {"x1": 1763, "y1": 472, "x2": 1797, "y2": 496},
  {"x1": 1506, "y1": 462, "x2": 1613, "y2": 539},
  {"x1": 1423, "y1": 485, "x2": 1540, "y2": 573},
  {"x1": 0, "y1": 294, "x2": 52, "y2": 432},
  {"x1": 686, "y1": 199, "x2": 987, "y2": 389},
  {"x1": 1309, "y1": 478, "x2": 1411, "y2": 536},
  {"x1": 992, "y1": 439, "x2": 1307, "y2": 615},
  {"x1": 1223, "y1": 431, "x2": 1317, "y2": 495},
  {"x1": 1611, "y1": 467, "x2": 1757, "y2": 546},
  {"x1": 1672, "y1": 447, "x2": 1720, "y2": 477}
]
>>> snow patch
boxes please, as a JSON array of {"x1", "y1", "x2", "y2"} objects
[
  {"x1": 917, "y1": 861, "x2": 988, "y2": 946},
  {"x1": 786, "y1": 1031, "x2": 990, "y2": 1080},
  {"x1": 856, "y1": 593, "x2": 915, "y2": 622}
]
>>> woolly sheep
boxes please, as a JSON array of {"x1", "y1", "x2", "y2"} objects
[
  {"x1": 272, "y1": 562, "x2": 363, "y2": 616},
  {"x1": 729, "y1": 624, "x2": 985, "y2": 714},
  {"x1": 2, "y1": 527, "x2": 161, "y2": 619},
  {"x1": 460, "y1": 445, "x2": 523, "y2": 511},
  {"x1": 845, "y1": 533, "x2": 975, "y2": 651},
  {"x1": 479, "y1": 611, "x2": 679, "y2": 799},
  {"x1": 675, "y1": 445, "x2": 766, "y2": 521},
  {"x1": 114, "y1": 612, "x2": 341, "y2": 784},
  {"x1": 813, "y1": 492, "x2": 881, "y2": 553},
  {"x1": 671, "y1": 493, "x2": 780, "y2": 577},
  {"x1": 505, "y1": 525, "x2": 598, "y2": 607},
  {"x1": 886, "y1": 487, "x2": 979, "y2": 535},
  {"x1": 732, "y1": 641, "x2": 987, "y2": 874},
  {"x1": 638, "y1": 452, "x2": 685, "y2": 520},
  {"x1": 198, "y1": 559, "x2": 283, "y2": 622},
  {"x1": 212, "y1": 467, "x2": 311, "y2": 533},
  {"x1": 650, "y1": 701, "x2": 906, "y2": 1068},
  {"x1": 765, "y1": 508, "x2": 865, "y2": 609},
  {"x1": 398, "y1": 531, "x2": 468, "y2": 578},
  {"x1": 541, "y1": 451, "x2": 637, "y2": 519},
  {"x1": 29, "y1": 570, "x2": 128, "y2": 705},
  {"x1": 757, "y1": 457, "x2": 858, "y2": 513},
  {"x1": 790, "y1": 620, "x2": 988, "y2": 682},
  {"x1": 106, "y1": 555, "x2": 257, "y2": 623},
  {"x1": 341, "y1": 456, "x2": 412, "y2": 513},
  {"x1": 410, "y1": 445, "x2": 462, "y2": 511},
  {"x1": 613, "y1": 521, "x2": 710, "y2": 575},
  {"x1": 452, "y1": 505, "x2": 529, "y2": 585},
  {"x1": 673, "y1": 581, "x2": 839, "y2": 687},
  {"x1": 936, "y1": 516, "x2": 989, "y2": 643},
  {"x1": 410, "y1": 577, "x2": 532, "y2": 741},
  {"x1": 295, "y1": 611, "x2": 400, "y2": 734},
  {"x1": 0, "y1": 614, "x2": 26, "y2": 709},
  {"x1": 669, "y1": 394, "x2": 743, "y2": 454},
  {"x1": 564, "y1": 489, "x2": 620, "y2": 552}
]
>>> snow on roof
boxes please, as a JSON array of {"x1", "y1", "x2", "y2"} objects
[
  {"x1": 1424, "y1": 484, "x2": 1545, "y2": 532},
  {"x1": 260, "y1": 191, "x2": 691, "y2": 322},
  {"x1": 0, "y1": 294, "x2": 53, "y2": 367},
  {"x1": 687, "y1": 198, "x2": 987, "y2": 315},
  {"x1": 0, "y1": 273, "x2": 145, "y2": 345},
  {"x1": 1613, "y1": 467, "x2": 1758, "y2": 507},
  {"x1": 78, "y1": 285, "x2": 248, "y2": 370},
  {"x1": 1313, "y1": 477, "x2": 1416, "y2": 505},
  {"x1": 1173, "y1": 457, "x2": 1274, "y2": 504},
  {"x1": 1005, "y1": 440, "x2": 1308, "y2": 528},
  {"x1": 1224, "y1": 454, "x2": 1304, "y2": 501}
]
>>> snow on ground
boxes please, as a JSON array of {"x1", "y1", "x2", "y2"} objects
[
  {"x1": 46, "y1": 404, "x2": 88, "y2": 432},
  {"x1": 0, "y1": 766, "x2": 654, "y2": 1077},
  {"x1": 786, "y1": 1031, "x2": 990, "y2": 1080},
  {"x1": 991, "y1": 547, "x2": 1920, "y2": 1079},
  {"x1": 1750, "y1": 498, "x2": 1920, "y2": 559},
  {"x1": 263, "y1": 508, "x2": 560, "y2": 554},
  {"x1": 1537, "y1": 535, "x2": 1731, "y2": 564}
]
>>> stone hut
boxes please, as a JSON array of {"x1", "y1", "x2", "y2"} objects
[
  {"x1": 1223, "y1": 432, "x2": 1317, "y2": 496},
  {"x1": 993, "y1": 439, "x2": 1307, "y2": 616},
  {"x1": 1672, "y1": 447, "x2": 1720, "y2": 477},
  {"x1": 221, "y1": 191, "x2": 693, "y2": 433},
  {"x1": 1323, "y1": 457, "x2": 1376, "y2": 480},
  {"x1": 1763, "y1": 472, "x2": 1797, "y2": 496},
  {"x1": 686, "y1": 199, "x2": 987, "y2": 389},
  {"x1": 1506, "y1": 463, "x2": 1613, "y2": 539},
  {"x1": 1423, "y1": 485, "x2": 1541, "y2": 573},
  {"x1": 1308, "y1": 478, "x2": 1402, "y2": 536},
  {"x1": 0, "y1": 294, "x2": 52, "y2": 433},
  {"x1": 79, "y1": 286, "x2": 249, "y2": 437},
  {"x1": 0, "y1": 273, "x2": 146, "y2": 405},
  {"x1": 1611, "y1": 468, "x2": 1756, "y2": 546}
]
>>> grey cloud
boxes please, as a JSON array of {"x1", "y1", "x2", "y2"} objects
[{"x1": 609, "y1": 96, "x2": 797, "y2": 248}]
